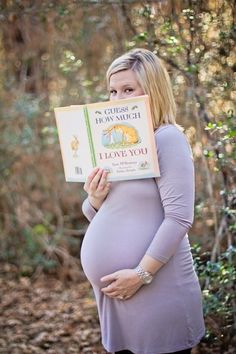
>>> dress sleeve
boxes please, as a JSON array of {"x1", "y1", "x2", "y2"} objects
[
  {"x1": 82, "y1": 198, "x2": 97, "y2": 222},
  {"x1": 146, "y1": 125, "x2": 195, "y2": 264}
]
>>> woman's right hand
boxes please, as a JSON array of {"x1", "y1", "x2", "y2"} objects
[{"x1": 83, "y1": 167, "x2": 111, "y2": 211}]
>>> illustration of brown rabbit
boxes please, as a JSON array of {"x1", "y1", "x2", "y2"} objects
[{"x1": 71, "y1": 135, "x2": 79, "y2": 157}]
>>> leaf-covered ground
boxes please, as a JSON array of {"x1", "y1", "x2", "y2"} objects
[
  {"x1": 1, "y1": 263, "x2": 235, "y2": 354},
  {"x1": 0, "y1": 263, "x2": 106, "y2": 354}
]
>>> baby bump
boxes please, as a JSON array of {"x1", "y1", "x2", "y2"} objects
[{"x1": 80, "y1": 214, "x2": 159, "y2": 288}]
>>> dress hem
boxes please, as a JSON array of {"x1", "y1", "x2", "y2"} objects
[{"x1": 102, "y1": 329, "x2": 205, "y2": 354}]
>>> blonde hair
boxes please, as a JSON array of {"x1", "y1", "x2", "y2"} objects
[{"x1": 106, "y1": 48, "x2": 182, "y2": 131}]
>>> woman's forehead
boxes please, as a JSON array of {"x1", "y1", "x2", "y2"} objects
[{"x1": 109, "y1": 69, "x2": 138, "y2": 86}]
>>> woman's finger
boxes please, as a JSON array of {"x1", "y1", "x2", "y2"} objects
[
  {"x1": 89, "y1": 168, "x2": 103, "y2": 190},
  {"x1": 84, "y1": 167, "x2": 99, "y2": 191},
  {"x1": 87, "y1": 167, "x2": 100, "y2": 182},
  {"x1": 101, "y1": 272, "x2": 117, "y2": 283},
  {"x1": 101, "y1": 283, "x2": 120, "y2": 294},
  {"x1": 97, "y1": 170, "x2": 109, "y2": 190},
  {"x1": 103, "y1": 289, "x2": 119, "y2": 296}
]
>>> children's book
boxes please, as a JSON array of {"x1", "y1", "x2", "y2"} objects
[{"x1": 54, "y1": 95, "x2": 160, "y2": 182}]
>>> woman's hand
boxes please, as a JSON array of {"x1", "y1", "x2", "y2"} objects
[
  {"x1": 84, "y1": 167, "x2": 111, "y2": 210},
  {"x1": 100, "y1": 269, "x2": 143, "y2": 300}
]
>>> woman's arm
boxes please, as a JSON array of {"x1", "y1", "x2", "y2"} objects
[
  {"x1": 144, "y1": 125, "x2": 194, "y2": 265},
  {"x1": 101, "y1": 125, "x2": 195, "y2": 298},
  {"x1": 81, "y1": 198, "x2": 98, "y2": 222}
]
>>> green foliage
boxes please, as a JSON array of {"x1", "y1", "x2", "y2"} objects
[
  {"x1": 21, "y1": 227, "x2": 57, "y2": 275},
  {"x1": 204, "y1": 109, "x2": 235, "y2": 228},
  {"x1": 138, "y1": 5, "x2": 152, "y2": 19},
  {"x1": 160, "y1": 19, "x2": 172, "y2": 33},
  {"x1": 205, "y1": 110, "x2": 236, "y2": 142},
  {"x1": 192, "y1": 244, "x2": 236, "y2": 343},
  {"x1": 133, "y1": 31, "x2": 148, "y2": 42},
  {"x1": 186, "y1": 64, "x2": 199, "y2": 74},
  {"x1": 6, "y1": 224, "x2": 81, "y2": 277},
  {"x1": 59, "y1": 50, "x2": 83, "y2": 74}
]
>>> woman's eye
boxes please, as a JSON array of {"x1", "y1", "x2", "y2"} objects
[
  {"x1": 124, "y1": 88, "x2": 133, "y2": 93},
  {"x1": 110, "y1": 90, "x2": 116, "y2": 95}
]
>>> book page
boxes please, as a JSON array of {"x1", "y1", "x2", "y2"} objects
[
  {"x1": 86, "y1": 95, "x2": 160, "y2": 181},
  {"x1": 54, "y1": 106, "x2": 93, "y2": 182}
]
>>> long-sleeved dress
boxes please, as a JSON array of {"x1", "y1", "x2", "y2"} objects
[{"x1": 81, "y1": 124, "x2": 205, "y2": 354}]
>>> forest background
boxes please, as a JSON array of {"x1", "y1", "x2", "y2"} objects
[{"x1": 0, "y1": 0, "x2": 235, "y2": 353}]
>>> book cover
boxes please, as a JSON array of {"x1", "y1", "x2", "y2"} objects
[{"x1": 54, "y1": 95, "x2": 160, "y2": 182}]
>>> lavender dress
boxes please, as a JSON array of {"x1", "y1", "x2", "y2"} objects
[{"x1": 81, "y1": 124, "x2": 205, "y2": 354}]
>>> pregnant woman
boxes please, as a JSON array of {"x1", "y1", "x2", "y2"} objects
[{"x1": 81, "y1": 48, "x2": 205, "y2": 354}]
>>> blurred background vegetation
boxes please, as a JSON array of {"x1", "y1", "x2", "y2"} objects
[{"x1": 0, "y1": 0, "x2": 235, "y2": 352}]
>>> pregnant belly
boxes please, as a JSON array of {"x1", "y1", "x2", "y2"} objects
[{"x1": 80, "y1": 215, "x2": 158, "y2": 288}]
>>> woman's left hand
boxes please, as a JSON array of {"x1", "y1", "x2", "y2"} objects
[{"x1": 100, "y1": 269, "x2": 143, "y2": 300}]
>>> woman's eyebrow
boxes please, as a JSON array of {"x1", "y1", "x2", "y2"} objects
[{"x1": 109, "y1": 82, "x2": 136, "y2": 89}]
